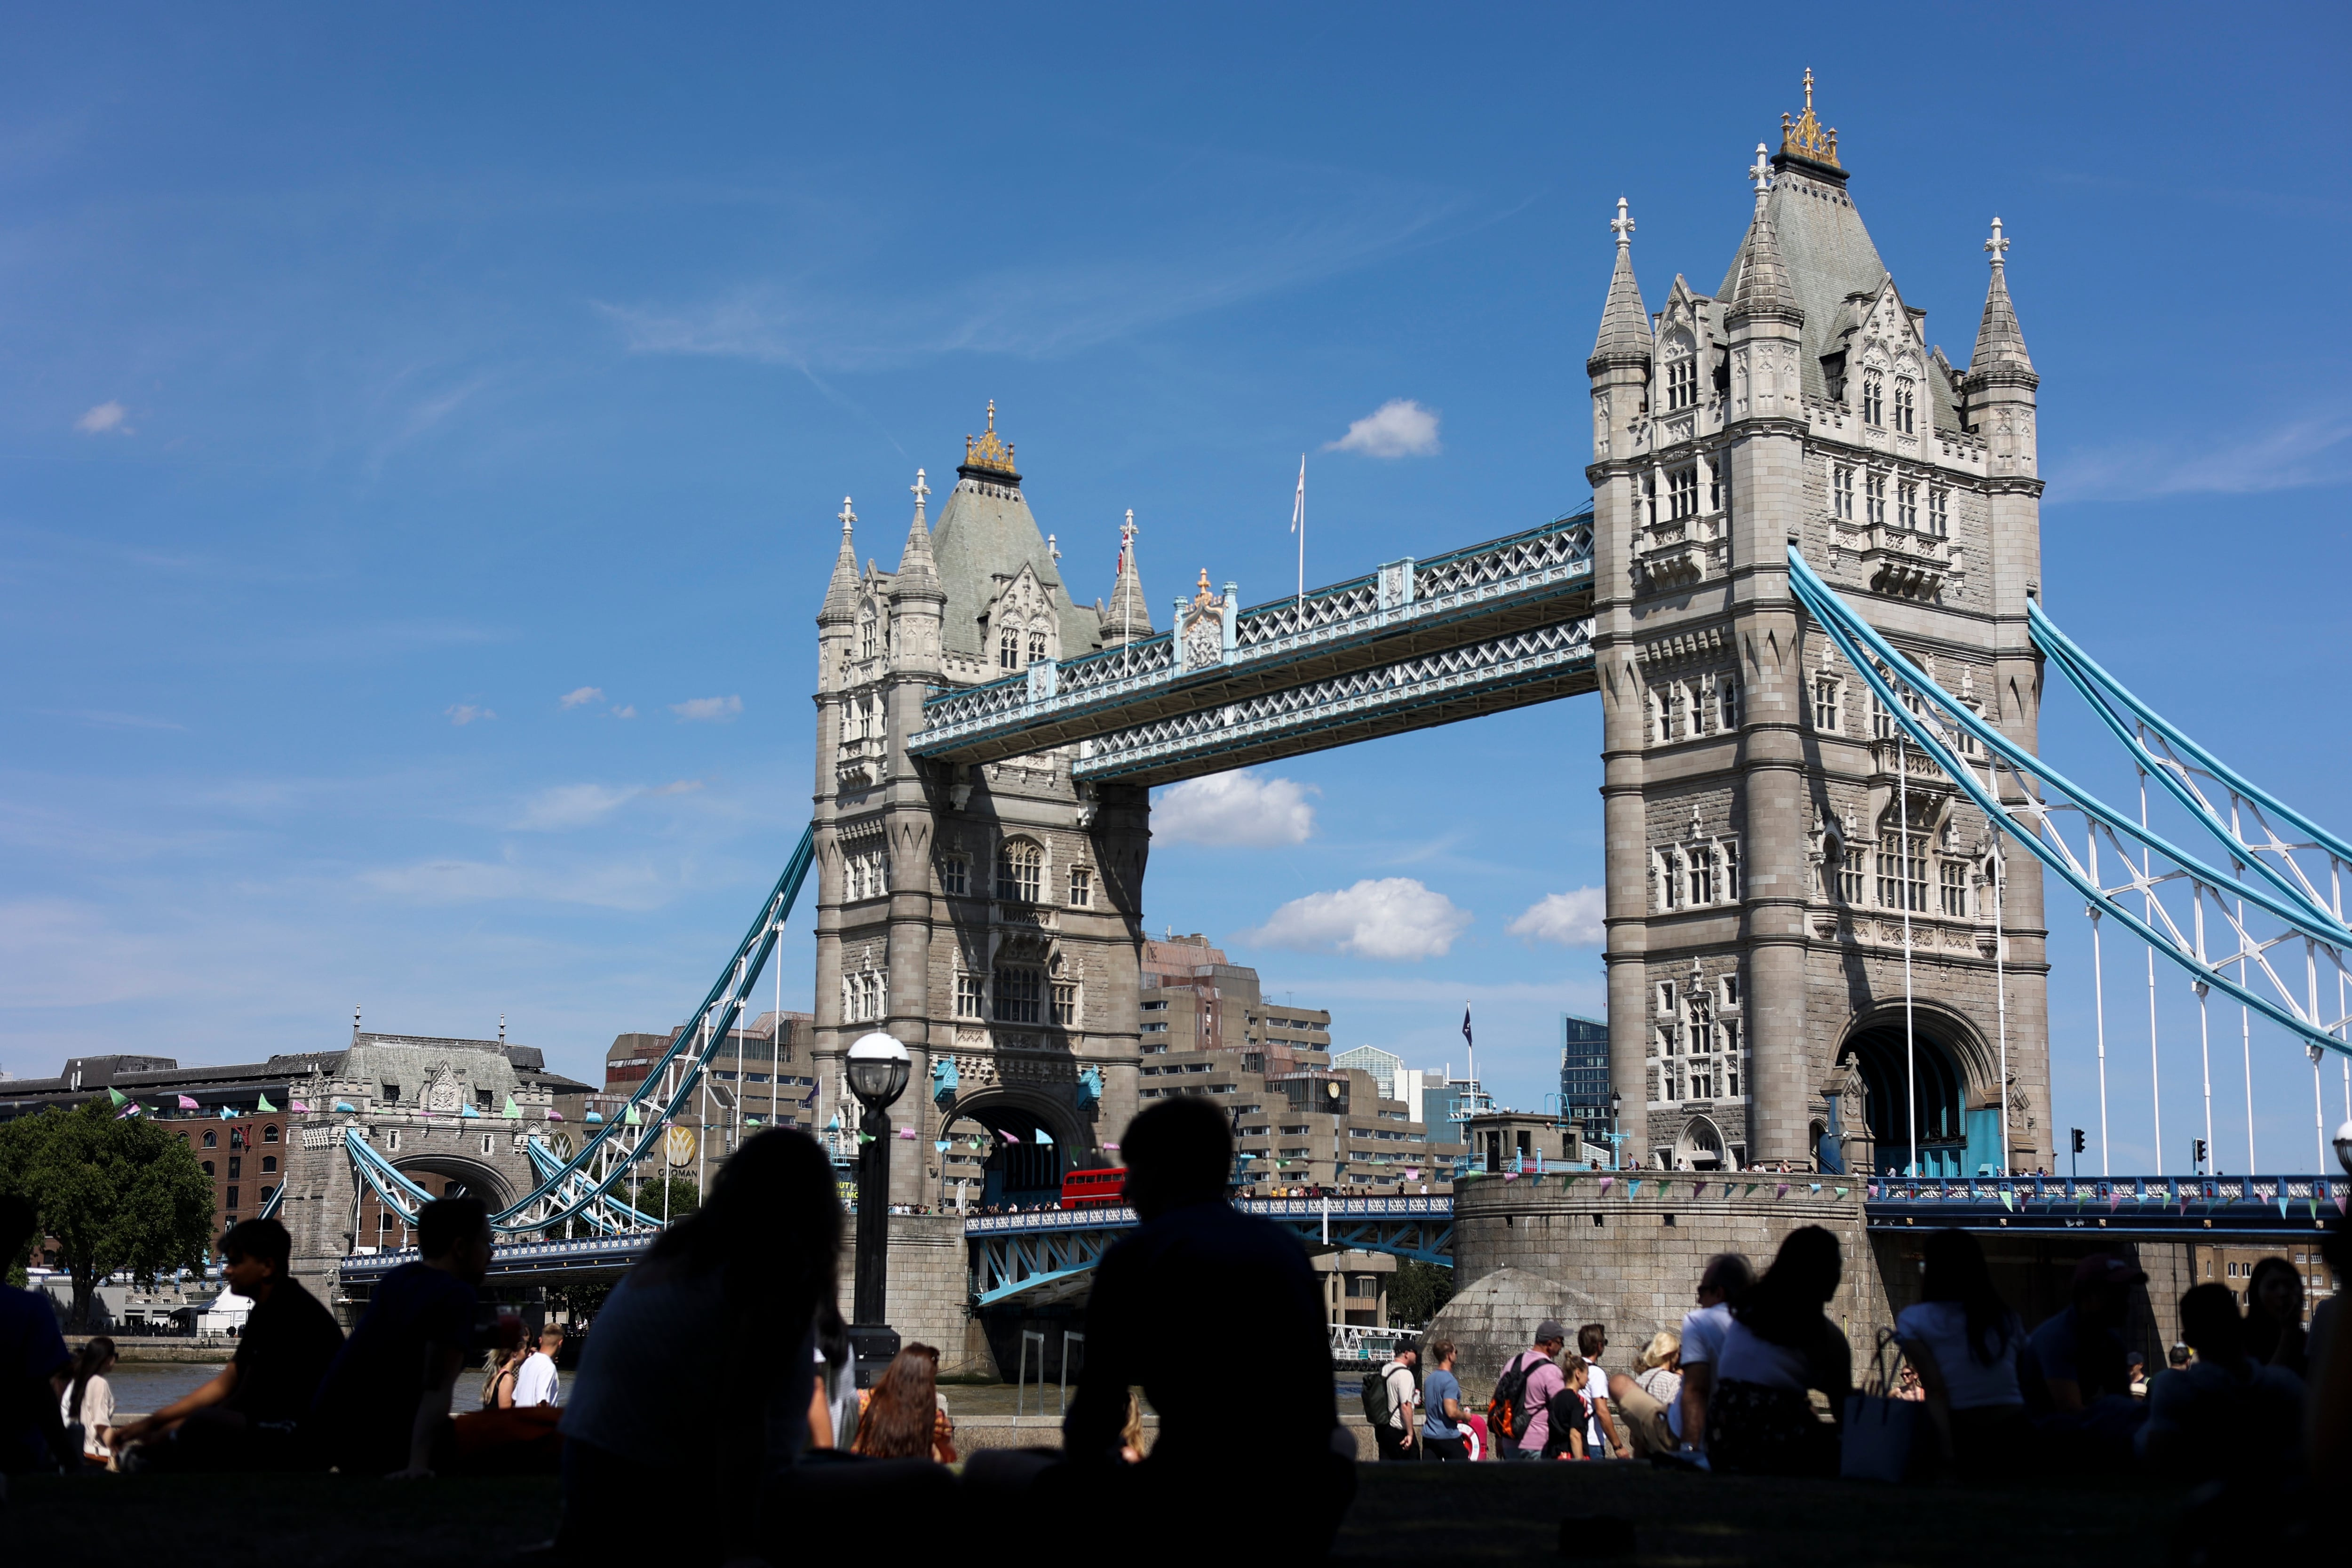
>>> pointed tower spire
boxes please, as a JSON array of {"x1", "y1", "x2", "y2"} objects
[
  {"x1": 1102, "y1": 507, "x2": 1154, "y2": 646},
  {"x1": 895, "y1": 468, "x2": 940, "y2": 588},
  {"x1": 1725, "y1": 145, "x2": 1802, "y2": 327},
  {"x1": 1588, "y1": 197, "x2": 1653, "y2": 370},
  {"x1": 818, "y1": 496, "x2": 860, "y2": 624},
  {"x1": 1970, "y1": 217, "x2": 2034, "y2": 374}
]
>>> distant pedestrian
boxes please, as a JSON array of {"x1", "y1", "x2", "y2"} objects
[
  {"x1": 1540, "y1": 1353, "x2": 1592, "y2": 1460},
  {"x1": 1493, "y1": 1320, "x2": 1567, "y2": 1461},
  {"x1": 1708, "y1": 1225, "x2": 1851, "y2": 1477},
  {"x1": 0, "y1": 1194, "x2": 74, "y2": 1474},
  {"x1": 1674, "y1": 1252, "x2": 1754, "y2": 1458},
  {"x1": 481, "y1": 1344, "x2": 528, "y2": 1410},
  {"x1": 1576, "y1": 1325, "x2": 1630, "y2": 1459},
  {"x1": 61, "y1": 1336, "x2": 119, "y2": 1468},
  {"x1": 2242, "y1": 1257, "x2": 2308, "y2": 1378},
  {"x1": 1419, "y1": 1339, "x2": 1468, "y2": 1462},
  {"x1": 515, "y1": 1325, "x2": 564, "y2": 1407},
  {"x1": 1605, "y1": 1331, "x2": 1682, "y2": 1456},
  {"x1": 1370, "y1": 1340, "x2": 1418, "y2": 1462}
]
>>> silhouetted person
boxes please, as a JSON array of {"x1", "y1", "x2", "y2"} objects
[
  {"x1": 1896, "y1": 1228, "x2": 2026, "y2": 1481},
  {"x1": 113, "y1": 1217, "x2": 344, "y2": 1471},
  {"x1": 2019, "y1": 1252, "x2": 2143, "y2": 1415},
  {"x1": 1054, "y1": 1097, "x2": 1351, "y2": 1557},
  {"x1": 310, "y1": 1196, "x2": 492, "y2": 1477},
  {"x1": 0, "y1": 1193, "x2": 73, "y2": 1473},
  {"x1": 2137, "y1": 1282, "x2": 2302, "y2": 1479},
  {"x1": 2242, "y1": 1256, "x2": 2308, "y2": 1378},
  {"x1": 1674, "y1": 1251, "x2": 1753, "y2": 1457},
  {"x1": 1708, "y1": 1225, "x2": 1851, "y2": 1476}
]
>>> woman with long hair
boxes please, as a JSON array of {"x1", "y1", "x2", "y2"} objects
[
  {"x1": 1708, "y1": 1225, "x2": 1851, "y2": 1476},
  {"x1": 479, "y1": 1343, "x2": 527, "y2": 1410},
  {"x1": 556, "y1": 1129, "x2": 841, "y2": 1561},
  {"x1": 1896, "y1": 1228, "x2": 2026, "y2": 1479},
  {"x1": 850, "y1": 1343, "x2": 955, "y2": 1463},
  {"x1": 60, "y1": 1336, "x2": 118, "y2": 1468},
  {"x1": 2242, "y1": 1257, "x2": 2307, "y2": 1377}
]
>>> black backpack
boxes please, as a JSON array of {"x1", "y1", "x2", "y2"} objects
[{"x1": 1360, "y1": 1365, "x2": 1393, "y2": 1427}]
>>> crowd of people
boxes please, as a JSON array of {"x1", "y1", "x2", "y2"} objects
[
  {"x1": 5, "y1": 1104, "x2": 2348, "y2": 1553},
  {"x1": 1349, "y1": 1217, "x2": 2345, "y2": 1492}
]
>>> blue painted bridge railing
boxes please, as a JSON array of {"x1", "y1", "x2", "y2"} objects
[
  {"x1": 1863, "y1": 1173, "x2": 2347, "y2": 1235},
  {"x1": 967, "y1": 1195, "x2": 1454, "y2": 1307}
]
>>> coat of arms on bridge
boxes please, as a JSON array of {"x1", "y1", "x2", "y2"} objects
[
  {"x1": 1176, "y1": 569, "x2": 1232, "y2": 672},
  {"x1": 423, "y1": 1064, "x2": 465, "y2": 1114}
]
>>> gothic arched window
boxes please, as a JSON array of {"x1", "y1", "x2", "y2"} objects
[
  {"x1": 1894, "y1": 379, "x2": 1916, "y2": 435},
  {"x1": 1665, "y1": 352, "x2": 1697, "y2": 412},
  {"x1": 263, "y1": 1124, "x2": 279, "y2": 1144},
  {"x1": 1027, "y1": 629, "x2": 1047, "y2": 664},
  {"x1": 995, "y1": 839, "x2": 1043, "y2": 903},
  {"x1": 1862, "y1": 374, "x2": 1884, "y2": 427},
  {"x1": 858, "y1": 613, "x2": 877, "y2": 661},
  {"x1": 998, "y1": 628, "x2": 1019, "y2": 670}
]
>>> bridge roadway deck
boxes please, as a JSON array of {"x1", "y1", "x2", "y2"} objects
[
  {"x1": 910, "y1": 509, "x2": 1594, "y2": 784},
  {"x1": 330, "y1": 1176, "x2": 2344, "y2": 1293}
]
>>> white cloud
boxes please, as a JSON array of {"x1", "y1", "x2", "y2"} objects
[
  {"x1": 511, "y1": 779, "x2": 704, "y2": 832},
  {"x1": 1326, "y1": 398, "x2": 1441, "y2": 459},
  {"x1": 1508, "y1": 888, "x2": 1606, "y2": 947},
  {"x1": 1242, "y1": 877, "x2": 1470, "y2": 962},
  {"x1": 670, "y1": 695, "x2": 743, "y2": 723},
  {"x1": 75, "y1": 400, "x2": 130, "y2": 435},
  {"x1": 445, "y1": 703, "x2": 496, "y2": 726},
  {"x1": 1152, "y1": 771, "x2": 1318, "y2": 847},
  {"x1": 558, "y1": 686, "x2": 605, "y2": 709},
  {"x1": 612, "y1": 704, "x2": 638, "y2": 719}
]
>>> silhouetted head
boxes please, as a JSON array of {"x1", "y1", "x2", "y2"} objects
[
  {"x1": 1733, "y1": 1225, "x2": 1842, "y2": 1347},
  {"x1": 1118, "y1": 1098, "x2": 1232, "y2": 1219},
  {"x1": 420, "y1": 1196, "x2": 492, "y2": 1281},
  {"x1": 222, "y1": 1217, "x2": 294, "y2": 1299},
  {"x1": 648, "y1": 1127, "x2": 839, "y2": 1331},
  {"x1": 1696, "y1": 1252, "x2": 1753, "y2": 1306},
  {"x1": 2178, "y1": 1282, "x2": 2246, "y2": 1365}
]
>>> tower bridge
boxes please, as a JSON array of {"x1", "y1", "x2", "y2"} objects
[{"x1": 304, "y1": 76, "x2": 2349, "y2": 1354}]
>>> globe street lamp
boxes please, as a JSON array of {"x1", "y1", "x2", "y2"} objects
[
  {"x1": 846, "y1": 1031, "x2": 910, "y2": 1386},
  {"x1": 2334, "y1": 1120, "x2": 2352, "y2": 1177}
]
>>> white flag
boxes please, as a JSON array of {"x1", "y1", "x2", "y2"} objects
[{"x1": 1291, "y1": 455, "x2": 1305, "y2": 533}]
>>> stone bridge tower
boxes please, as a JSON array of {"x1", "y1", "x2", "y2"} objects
[
  {"x1": 1590, "y1": 77, "x2": 2051, "y2": 1176},
  {"x1": 810, "y1": 406, "x2": 1152, "y2": 1205}
]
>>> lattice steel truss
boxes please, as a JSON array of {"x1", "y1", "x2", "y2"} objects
[
  {"x1": 1790, "y1": 548, "x2": 2352, "y2": 1062},
  {"x1": 342, "y1": 826, "x2": 818, "y2": 1235},
  {"x1": 912, "y1": 508, "x2": 1595, "y2": 767}
]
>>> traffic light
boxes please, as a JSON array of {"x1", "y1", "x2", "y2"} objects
[
  {"x1": 2193, "y1": 1138, "x2": 2208, "y2": 1171},
  {"x1": 2071, "y1": 1128, "x2": 2086, "y2": 1154}
]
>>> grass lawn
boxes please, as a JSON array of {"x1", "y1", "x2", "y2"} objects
[{"x1": 7, "y1": 1462, "x2": 2176, "y2": 1565}]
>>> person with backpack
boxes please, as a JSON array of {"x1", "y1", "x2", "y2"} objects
[
  {"x1": 1364, "y1": 1340, "x2": 1419, "y2": 1462},
  {"x1": 1489, "y1": 1320, "x2": 1567, "y2": 1461}
]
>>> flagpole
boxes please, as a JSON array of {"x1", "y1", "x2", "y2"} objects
[{"x1": 1292, "y1": 456, "x2": 1306, "y2": 615}]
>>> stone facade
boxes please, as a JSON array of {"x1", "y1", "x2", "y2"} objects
[
  {"x1": 810, "y1": 411, "x2": 1155, "y2": 1205},
  {"x1": 1590, "y1": 79, "x2": 2051, "y2": 1177}
]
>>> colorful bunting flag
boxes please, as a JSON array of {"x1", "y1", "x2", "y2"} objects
[
  {"x1": 115, "y1": 1103, "x2": 142, "y2": 1120},
  {"x1": 546, "y1": 1109, "x2": 564, "y2": 1122},
  {"x1": 291, "y1": 1101, "x2": 310, "y2": 1113},
  {"x1": 334, "y1": 1101, "x2": 357, "y2": 1113},
  {"x1": 503, "y1": 1097, "x2": 520, "y2": 1119},
  {"x1": 624, "y1": 1105, "x2": 641, "y2": 1125},
  {"x1": 1627, "y1": 1179, "x2": 1642, "y2": 1197},
  {"x1": 1999, "y1": 1191, "x2": 2015, "y2": 1211},
  {"x1": 255, "y1": 1094, "x2": 277, "y2": 1113},
  {"x1": 177, "y1": 1095, "x2": 199, "y2": 1109},
  {"x1": 1597, "y1": 1176, "x2": 1613, "y2": 1194},
  {"x1": 1834, "y1": 1187, "x2": 1849, "y2": 1199},
  {"x1": 107, "y1": 1087, "x2": 126, "y2": 1106},
  {"x1": 1743, "y1": 1183, "x2": 1759, "y2": 1198},
  {"x1": 1775, "y1": 1183, "x2": 1789, "y2": 1199},
  {"x1": 1809, "y1": 1183, "x2": 1821, "y2": 1195}
]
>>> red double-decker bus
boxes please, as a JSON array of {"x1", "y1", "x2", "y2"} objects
[{"x1": 1059, "y1": 1166, "x2": 1128, "y2": 1209}]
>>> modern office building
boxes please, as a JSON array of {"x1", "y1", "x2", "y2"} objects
[{"x1": 1559, "y1": 1012, "x2": 1612, "y2": 1140}]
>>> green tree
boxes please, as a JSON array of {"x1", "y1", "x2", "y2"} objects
[
  {"x1": 628, "y1": 1173, "x2": 700, "y2": 1223},
  {"x1": 0, "y1": 1098, "x2": 215, "y2": 1329},
  {"x1": 1388, "y1": 1260, "x2": 1455, "y2": 1328}
]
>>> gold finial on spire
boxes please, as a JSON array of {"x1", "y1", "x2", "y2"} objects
[
  {"x1": 962, "y1": 399, "x2": 1018, "y2": 476},
  {"x1": 1193, "y1": 567, "x2": 1217, "y2": 607},
  {"x1": 1778, "y1": 67, "x2": 1842, "y2": 170}
]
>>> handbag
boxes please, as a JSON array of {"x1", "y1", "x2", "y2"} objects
[{"x1": 1839, "y1": 1328, "x2": 1922, "y2": 1483}]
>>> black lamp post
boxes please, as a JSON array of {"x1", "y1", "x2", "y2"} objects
[
  {"x1": 846, "y1": 1030, "x2": 910, "y2": 1387},
  {"x1": 1606, "y1": 1091, "x2": 1626, "y2": 1171}
]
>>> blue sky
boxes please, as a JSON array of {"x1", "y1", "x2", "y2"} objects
[{"x1": 5, "y1": 4, "x2": 2349, "y2": 1170}]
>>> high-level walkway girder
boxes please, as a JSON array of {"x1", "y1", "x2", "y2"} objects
[{"x1": 910, "y1": 508, "x2": 1593, "y2": 770}]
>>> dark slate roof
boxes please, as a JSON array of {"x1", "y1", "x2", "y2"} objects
[{"x1": 928, "y1": 470, "x2": 1099, "y2": 661}]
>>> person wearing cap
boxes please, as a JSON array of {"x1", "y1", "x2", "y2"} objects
[
  {"x1": 2019, "y1": 1252, "x2": 2146, "y2": 1417},
  {"x1": 1498, "y1": 1321, "x2": 1569, "y2": 1462}
]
